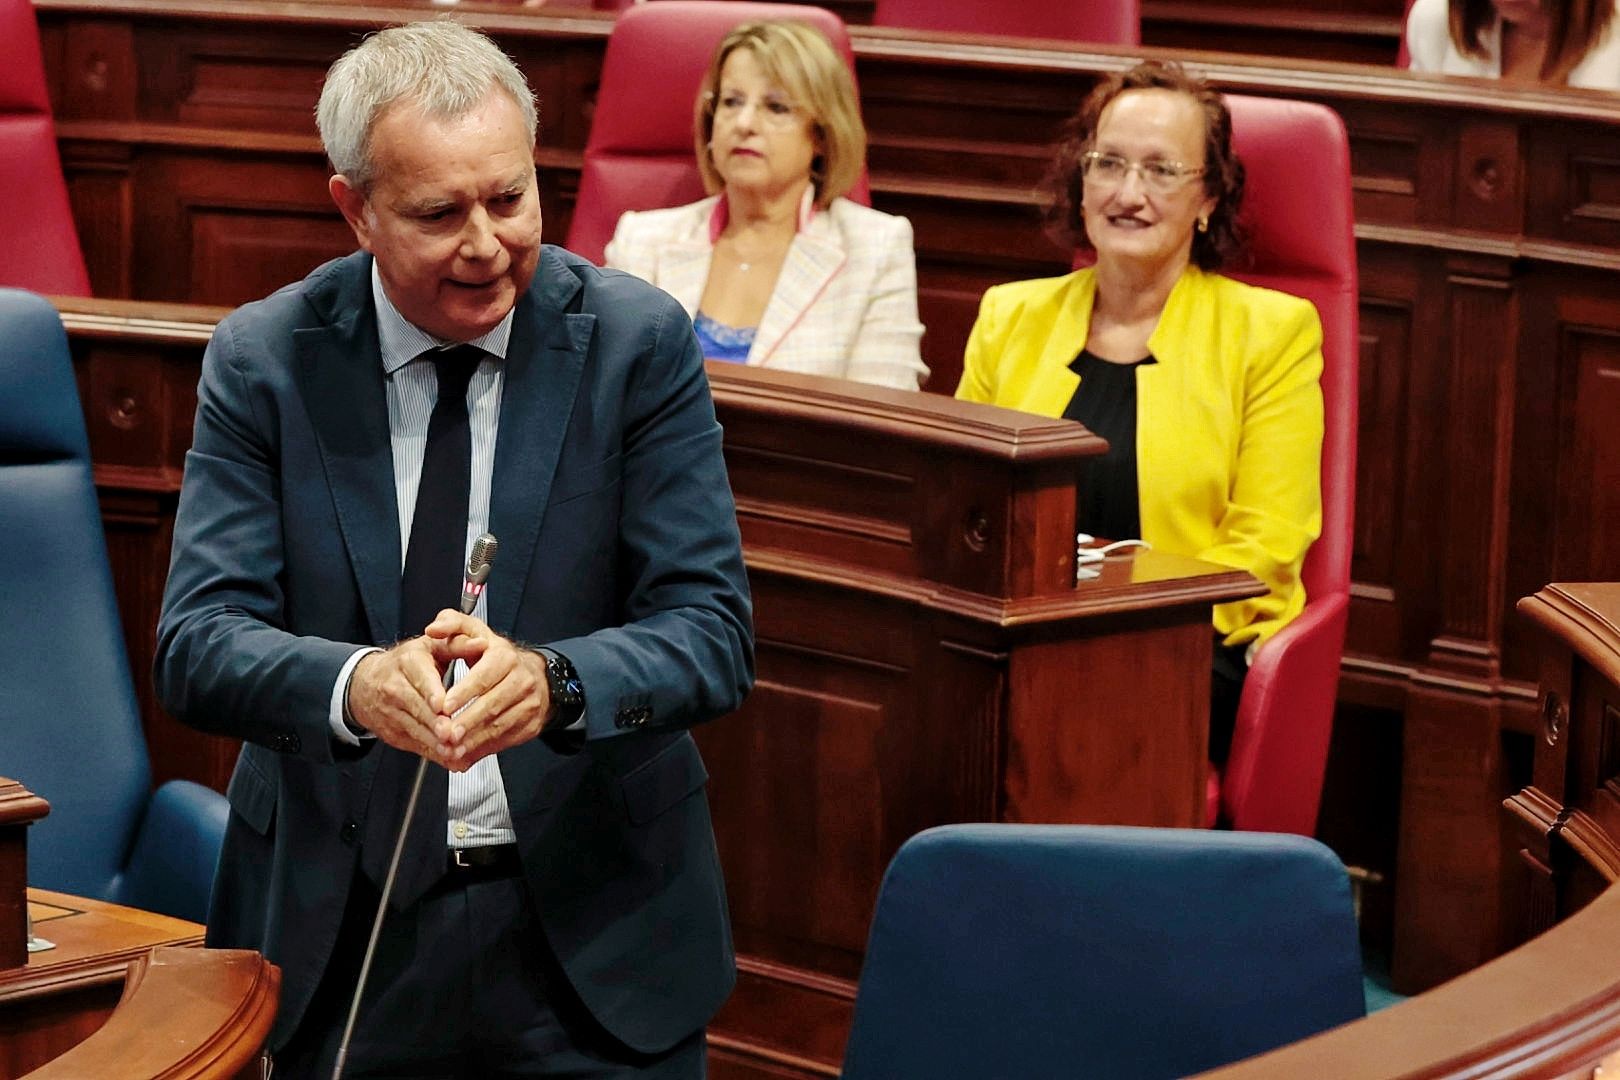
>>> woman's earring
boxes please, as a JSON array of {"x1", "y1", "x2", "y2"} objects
[{"x1": 1197, "y1": 216, "x2": 1210, "y2": 234}]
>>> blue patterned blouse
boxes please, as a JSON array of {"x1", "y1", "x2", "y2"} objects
[{"x1": 693, "y1": 312, "x2": 756, "y2": 363}]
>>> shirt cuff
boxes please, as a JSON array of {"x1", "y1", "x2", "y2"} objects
[{"x1": 329, "y1": 647, "x2": 383, "y2": 746}]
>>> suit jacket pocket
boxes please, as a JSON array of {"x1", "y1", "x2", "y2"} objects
[
  {"x1": 550, "y1": 451, "x2": 623, "y2": 507},
  {"x1": 619, "y1": 736, "x2": 709, "y2": 826},
  {"x1": 225, "y1": 752, "x2": 277, "y2": 836}
]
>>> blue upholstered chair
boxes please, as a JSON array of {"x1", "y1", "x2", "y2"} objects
[
  {"x1": 0, "y1": 288, "x2": 226, "y2": 923},
  {"x1": 841, "y1": 824, "x2": 1367, "y2": 1080}
]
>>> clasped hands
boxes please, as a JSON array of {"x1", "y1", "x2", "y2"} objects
[{"x1": 346, "y1": 611, "x2": 552, "y2": 770}]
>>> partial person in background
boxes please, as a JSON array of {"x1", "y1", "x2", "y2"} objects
[
  {"x1": 1405, "y1": 0, "x2": 1620, "y2": 88},
  {"x1": 605, "y1": 20, "x2": 929, "y2": 390},
  {"x1": 955, "y1": 60, "x2": 1324, "y2": 763}
]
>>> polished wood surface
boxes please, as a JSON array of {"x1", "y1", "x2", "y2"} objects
[
  {"x1": 33, "y1": 0, "x2": 1620, "y2": 1000},
  {"x1": 24, "y1": 947, "x2": 276, "y2": 1080},
  {"x1": 0, "y1": 783, "x2": 49, "y2": 972},
  {"x1": 1197, "y1": 583, "x2": 1620, "y2": 1080},
  {"x1": 0, "y1": 890, "x2": 203, "y2": 1079},
  {"x1": 1201, "y1": 873, "x2": 1620, "y2": 1078}
]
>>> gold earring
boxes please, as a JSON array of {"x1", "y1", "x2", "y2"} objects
[{"x1": 1197, "y1": 216, "x2": 1210, "y2": 234}]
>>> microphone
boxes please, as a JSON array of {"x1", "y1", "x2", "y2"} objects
[
  {"x1": 460, "y1": 533, "x2": 498, "y2": 615},
  {"x1": 332, "y1": 534, "x2": 498, "y2": 1080}
]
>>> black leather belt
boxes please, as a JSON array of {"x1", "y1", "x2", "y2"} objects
[{"x1": 445, "y1": 843, "x2": 522, "y2": 882}]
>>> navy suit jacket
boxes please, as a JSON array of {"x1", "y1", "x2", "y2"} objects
[{"x1": 154, "y1": 247, "x2": 754, "y2": 1054}]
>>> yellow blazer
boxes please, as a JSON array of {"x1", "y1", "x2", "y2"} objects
[{"x1": 957, "y1": 265, "x2": 1324, "y2": 650}]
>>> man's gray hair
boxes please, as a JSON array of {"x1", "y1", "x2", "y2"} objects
[{"x1": 316, "y1": 19, "x2": 538, "y2": 192}]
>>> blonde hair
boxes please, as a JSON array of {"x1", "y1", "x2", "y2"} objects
[{"x1": 693, "y1": 21, "x2": 865, "y2": 208}]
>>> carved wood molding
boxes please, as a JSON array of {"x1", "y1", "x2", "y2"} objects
[
  {"x1": 1519, "y1": 585, "x2": 1620, "y2": 693},
  {"x1": 0, "y1": 780, "x2": 51, "y2": 831}
]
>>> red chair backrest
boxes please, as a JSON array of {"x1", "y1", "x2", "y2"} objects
[
  {"x1": 872, "y1": 0, "x2": 1139, "y2": 46},
  {"x1": 0, "y1": 0, "x2": 91, "y2": 296},
  {"x1": 1397, "y1": 0, "x2": 1416, "y2": 67},
  {"x1": 565, "y1": 0, "x2": 867, "y2": 265},
  {"x1": 1221, "y1": 95, "x2": 1356, "y2": 605}
]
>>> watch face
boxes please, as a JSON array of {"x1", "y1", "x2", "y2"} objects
[{"x1": 548, "y1": 656, "x2": 584, "y2": 706}]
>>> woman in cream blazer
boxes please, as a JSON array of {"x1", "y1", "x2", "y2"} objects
[
  {"x1": 603, "y1": 19, "x2": 927, "y2": 391},
  {"x1": 607, "y1": 190, "x2": 928, "y2": 390}
]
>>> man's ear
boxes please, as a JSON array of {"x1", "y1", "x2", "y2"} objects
[{"x1": 329, "y1": 175, "x2": 373, "y2": 251}]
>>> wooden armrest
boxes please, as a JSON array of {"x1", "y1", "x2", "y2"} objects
[{"x1": 26, "y1": 947, "x2": 278, "y2": 1080}]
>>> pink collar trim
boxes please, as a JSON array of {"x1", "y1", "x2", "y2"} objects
[{"x1": 707, "y1": 185, "x2": 818, "y2": 244}]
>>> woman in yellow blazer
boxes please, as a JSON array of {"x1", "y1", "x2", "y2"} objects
[{"x1": 957, "y1": 60, "x2": 1324, "y2": 760}]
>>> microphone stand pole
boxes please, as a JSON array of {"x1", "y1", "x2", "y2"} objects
[{"x1": 330, "y1": 534, "x2": 496, "y2": 1080}]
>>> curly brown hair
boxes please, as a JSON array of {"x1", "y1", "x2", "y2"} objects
[{"x1": 1044, "y1": 60, "x2": 1246, "y2": 272}]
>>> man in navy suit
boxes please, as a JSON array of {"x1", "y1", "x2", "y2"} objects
[{"x1": 154, "y1": 20, "x2": 753, "y2": 1077}]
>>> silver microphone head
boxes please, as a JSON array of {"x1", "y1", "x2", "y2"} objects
[
  {"x1": 467, "y1": 533, "x2": 498, "y2": 584},
  {"x1": 460, "y1": 533, "x2": 498, "y2": 614}
]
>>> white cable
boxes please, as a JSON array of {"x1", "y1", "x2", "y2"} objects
[{"x1": 1075, "y1": 533, "x2": 1151, "y2": 582}]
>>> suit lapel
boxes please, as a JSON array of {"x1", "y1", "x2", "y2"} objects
[
  {"x1": 293, "y1": 255, "x2": 401, "y2": 647},
  {"x1": 751, "y1": 218, "x2": 845, "y2": 365},
  {"x1": 486, "y1": 249, "x2": 593, "y2": 635}
]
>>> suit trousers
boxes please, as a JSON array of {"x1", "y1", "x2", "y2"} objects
[{"x1": 271, "y1": 870, "x2": 706, "y2": 1079}]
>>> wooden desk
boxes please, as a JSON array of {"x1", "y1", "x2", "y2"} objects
[
  {"x1": 705, "y1": 365, "x2": 1262, "y2": 1073},
  {"x1": 1, "y1": 890, "x2": 202, "y2": 1078}
]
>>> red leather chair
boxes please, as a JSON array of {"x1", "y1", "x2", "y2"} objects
[
  {"x1": 871, "y1": 0, "x2": 1139, "y2": 47},
  {"x1": 564, "y1": 0, "x2": 867, "y2": 265},
  {"x1": 0, "y1": 0, "x2": 91, "y2": 296},
  {"x1": 1213, "y1": 96, "x2": 1358, "y2": 835},
  {"x1": 1396, "y1": 0, "x2": 1416, "y2": 67}
]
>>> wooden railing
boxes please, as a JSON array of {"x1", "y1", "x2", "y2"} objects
[{"x1": 1203, "y1": 584, "x2": 1620, "y2": 1079}]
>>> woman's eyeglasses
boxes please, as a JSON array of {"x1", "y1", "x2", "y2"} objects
[
  {"x1": 1080, "y1": 150, "x2": 1206, "y2": 193},
  {"x1": 709, "y1": 91, "x2": 804, "y2": 130}
]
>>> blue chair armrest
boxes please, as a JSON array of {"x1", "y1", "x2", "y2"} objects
[{"x1": 112, "y1": 779, "x2": 229, "y2": 924}]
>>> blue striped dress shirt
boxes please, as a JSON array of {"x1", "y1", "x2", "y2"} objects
[{"x1": 325, "y1": 263, "x2": 516, "y2": 849}]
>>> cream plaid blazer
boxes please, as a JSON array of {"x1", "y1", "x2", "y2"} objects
[{"x1": 604, "y1": 194, "x2": 928, "y2": 390}]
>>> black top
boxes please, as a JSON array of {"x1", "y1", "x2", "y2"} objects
[{"x1": 1062, "y1": 349, "x2": 1156, "y2": 542}]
